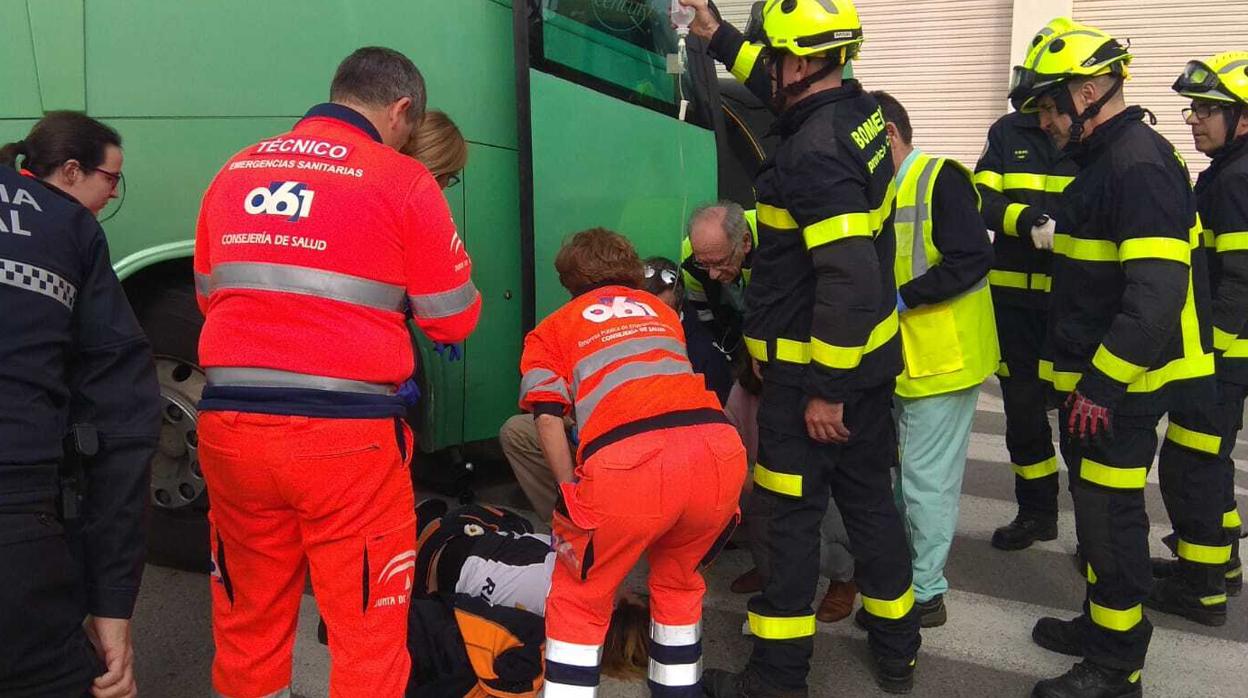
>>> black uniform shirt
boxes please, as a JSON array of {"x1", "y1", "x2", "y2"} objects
[{"x1": 0, "y1": 165, "x2": 160, "y2": 618}]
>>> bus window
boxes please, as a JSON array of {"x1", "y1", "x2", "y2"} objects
[{"x1": 528, "y1": 0, "x2": 709, "y2": 127}]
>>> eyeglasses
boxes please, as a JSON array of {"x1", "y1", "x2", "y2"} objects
[
  {"x1": 91, "y1": 167, "x2": 124, "y2": 192},
  {"x1": 644, "y1": 266, "x2": 678, "y2": 287},
  {"x1": 1181, "y1": 102, "x2": 1226, "y2": 121},
  {"x1": 438, "y1": 172, "x2": 461, "y2": 189}
]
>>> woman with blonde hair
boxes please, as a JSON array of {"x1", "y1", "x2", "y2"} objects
[{"x1": 405, "y1": 109, "x2": 468, "y2": 189}]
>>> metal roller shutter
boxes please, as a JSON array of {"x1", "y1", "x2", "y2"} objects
[
  {"x1": 1073, "y1": 0, "x2": 1248, "y2": 176},
  {"x1": 714, "y1": 0, "x2": 1014, "y2": 168}
]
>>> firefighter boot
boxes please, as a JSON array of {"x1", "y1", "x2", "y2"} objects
[
  {"x1": 992, "y1": 512, "x2": 1058, "y2": 551},
  {"x1": 1145, "y1": 560, "x2": 1227, "y2": 626},
  {"x1": 1032, "y1": 616, "x2": 1086, "y2": 657},
  {"x1": 700, "y1": 669, "x2": 808, "y2": 698},
  {"x1": 873, "y1": 655, "x2": 916, "y2": 694},
  {"x1": 1032, "y1": 661, "x2": 1142, "y2": 698}
]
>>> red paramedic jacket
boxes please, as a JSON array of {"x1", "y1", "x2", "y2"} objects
[
  {"x1": 519, "y1": 285, "x2": 726, "y2": 462},
  {"x1": 194, "y1": 104, "x2": 480, "y2": 417}
]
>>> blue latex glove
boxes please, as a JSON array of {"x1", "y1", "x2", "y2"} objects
[
  {"x1": 569, "y1": 424, "x2": 580, "y2": 446},
  {"x1": 397, "y1": 378, "x2": 422, "y2": 406},
  {"x1": 896, "y1": 291, "x2": 909, "y2": 313},
  {"x1": 433, "y1": 342, "x2": 463, "y2": 361}
]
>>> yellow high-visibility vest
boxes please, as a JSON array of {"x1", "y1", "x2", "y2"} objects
[{"x1": 894, "y1": 152, "x2": 1000, "y2": 398}]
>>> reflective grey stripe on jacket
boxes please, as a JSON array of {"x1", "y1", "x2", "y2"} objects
[
  {"x1": 571, "y1": 337, "x2": 688, "y2": 395},
  {"x1": 574, "y1": 357, "x2": 692, "y2": 427},
  {"x1": 894, "y1": 157, "x2": 943, "y2": 279},
  {"x1": 204, "y1": 262, "x2": 406, "y2": 312},
  {"x1": 206, "y1": 367, "x2": 395, "y2": 395},
  {"x1": 213, "y1": 688, "x2": 291, "y2": 698},
  {"x1": 0, "y1": 257, "x2": 77, "y2": 309},
  {"x1": 519, "y1": 367, "x2": 571, "y2": 403},
  {"x1": 408, "y1": 278, "x2": 479, "y2": 319},
  {"x1": 896, "y1": 157, "x2": 990, "y2": 294},
  {"x1": 194, "y1": 271, "x2": 211, "y2": 297}
]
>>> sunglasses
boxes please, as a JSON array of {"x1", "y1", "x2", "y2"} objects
[{"x1": 438, "y1": 172, "x2": 461, "y2": 189}]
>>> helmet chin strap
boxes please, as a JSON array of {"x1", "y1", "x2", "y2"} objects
[
  {"x1": 1219, "y1": 103, "x2": 1247, "y2": 156},
  {"x1": 771, "y1": 49, "x2": 845, "y2": 112},
  {"x1": 1056, "y1": 76, "x2": 1123, "y2": 143}
]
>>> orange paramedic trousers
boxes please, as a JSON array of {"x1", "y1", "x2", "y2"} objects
[
  {"x1": 198, "y1": 412, "x2": 417, "y2": 698},
  {"x1": 545, "y1": 422, "x2": 746, "y2": 696}
]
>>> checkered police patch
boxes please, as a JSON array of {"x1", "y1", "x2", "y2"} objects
[{"x1": 0, "y1": 257, "x2": 78, "y2": 309}]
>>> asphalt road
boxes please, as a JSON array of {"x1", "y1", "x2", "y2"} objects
[{"x1": 130, "y1": 382, "x2": 1248, "y2": 696}]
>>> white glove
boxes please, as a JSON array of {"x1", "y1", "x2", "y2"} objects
[{"x1": 1030, "y1": 217, "x2": 1056, "y2": 251}]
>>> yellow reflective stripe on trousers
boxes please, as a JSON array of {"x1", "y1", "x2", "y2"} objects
[
  {"x1": 1089, "y1": 601, "x2": 1143, "y2": 632},
  {"x1": 1128, "y1": 671, "x2": 1142, "y2": 684},
  {"x1": 744, "y1": 336, "x2": 768, "y2": 362},
  {"x1": 754, "y1": 464, "x2": 802, "y2": 497},
  {"x1": 804, "y1": 212, "x2": 872, "y2": 249},
  {"x1": 1177, "y1": 539, "x2": 1232, "y2": 565},
  {"x1": 810, "y1": 311, "x2": 898, "y2": 370},
  {"x1": 1119, "y1": 236, "x2": 1191, "y2": 264},
  {"x1": 1214, "y1": 326, "x2": 1238, "y2": 352},
  {"x1": 1002, "y1": 172, "x2": 1075, "y2": 193},
  {"x1": 1091, "y1": 345, "x2": 1147, "y2": 385},
  {"x1": 1086, "y1": 564, "x2": 1098, "y2": 585},
  {"x1": 1216, "y1": 231, "x2": 1248, "y2": 252},
  {"x1": 747, "y1": 612, "x2": 816, "y2": 640},
  {"x1": 1200, "y1": 593, "x2": 1229, "y2": 606},
  {"x1": 1165, "y1": 422, "x2": 1222, "y2": 455},
  {"x1": 861, "y1": 587, "x2": 915, "y2": 620},
  {"x1": 730, "y1": 42, "x2": 763, "y2": 83},
  {"x1": 973, "y1": 170, "x2": 1004, "y2": 192},
  {"x1": 1053, "y1": 234, "x2": 1118, "y2": 262},
  {"x1": 1225, "y1": 507, "x2": 1243, "y2": 530},
  {"x1": 756, "y1": 204, "x2": 798, "y2": 230},
  {"x1": 1002, "y1": 203, "x2": 1028, "y2": 237},
  {"x1": 1080, "y1": 458, "x2": 1147, "y2": 490},
  {"x1": 1013, "y1": 456, "x2": 1058, "y2": 480},
  {"x1": 996, "y1": 361, "x2": 1011, "y2": 378}
]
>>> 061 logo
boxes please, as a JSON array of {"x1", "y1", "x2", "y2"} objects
[
  {"x1": 582, "y1": 296, "x2": 658, "y2": 323},
  {"x1": 244, "y1": 181, "x2": 315, "y2": 221}
]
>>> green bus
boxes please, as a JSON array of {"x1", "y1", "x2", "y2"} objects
[{"x1": 1, "y1": 0, "x2": 747, "y2": 565}]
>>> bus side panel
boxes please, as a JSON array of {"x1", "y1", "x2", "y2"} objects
[
  {"x1": 91, "y1": 118, "x2": 295, "y2": 265},
  {"x1": 83, "y1": 0, "x2": 517, "y2": 151},
  {"x1": 528, "y1": 69, "x2": 718, "y2": 321},
  {"x1": 461, "y1": 145, "x2": 523, "y2": 445},
  {"x1": 0, "y1": 3, "x2": 42, "y2": 118}
]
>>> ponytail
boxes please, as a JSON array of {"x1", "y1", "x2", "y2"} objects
[
  {"x1": 5, "y1": 112, "x2": 121, "y2": 178},
  {"x1": 0, "y1": 139, "x2": 26, "y2": 169}
]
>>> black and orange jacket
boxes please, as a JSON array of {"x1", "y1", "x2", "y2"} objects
[{"x1": 408, "y1": 505, "x2": 549, "y2": 698}]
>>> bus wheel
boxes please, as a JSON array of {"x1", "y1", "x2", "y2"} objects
[{"x1": 135, "y1": 281, "x2": 211, "y2": 572}]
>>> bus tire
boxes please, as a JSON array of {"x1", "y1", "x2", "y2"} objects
[{"x1": 133, "y1": 279, "x2": 211, "y2": 572}]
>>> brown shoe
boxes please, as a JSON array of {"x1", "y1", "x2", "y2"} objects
[
  {"x1": 731, "y1": 567, "x2": 764, "y2": 594},
  {"x1": 816, "y1": 580, "x2": 858, "y2": 623}
]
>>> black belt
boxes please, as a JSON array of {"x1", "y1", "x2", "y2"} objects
[
  {"x1": 0, "y1": 463, "x2": 59, "y2": 507},
  {"x1": 579, "y1": 408, "x2": 729, "y2": 463}
]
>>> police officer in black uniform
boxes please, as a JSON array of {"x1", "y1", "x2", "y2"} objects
[
  {"x1": 681, "y1": 1, "x2": 920, "y2": 695},
  {"x1": 0, "y1": 112, "x2": 160, "y2": 697},
  {"x1": 975, "y1": 110, "x2": 1078, "y2": 551}
]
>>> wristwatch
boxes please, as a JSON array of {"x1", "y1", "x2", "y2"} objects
[{"x1": 1033, "y1": 213, "x2": 1051, "y2": 228}]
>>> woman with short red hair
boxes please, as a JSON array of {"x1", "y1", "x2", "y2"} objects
[{"x1": 519, "y1": 228, "x2": 746, "y2": 697}]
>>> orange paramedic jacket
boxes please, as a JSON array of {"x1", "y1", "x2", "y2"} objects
[
  {"x1": 194, "y1": 103, "x2": 480, "y2": 416},
  {"x1": 519, "y1": 285, "x2": 724, "y2": 461}
]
